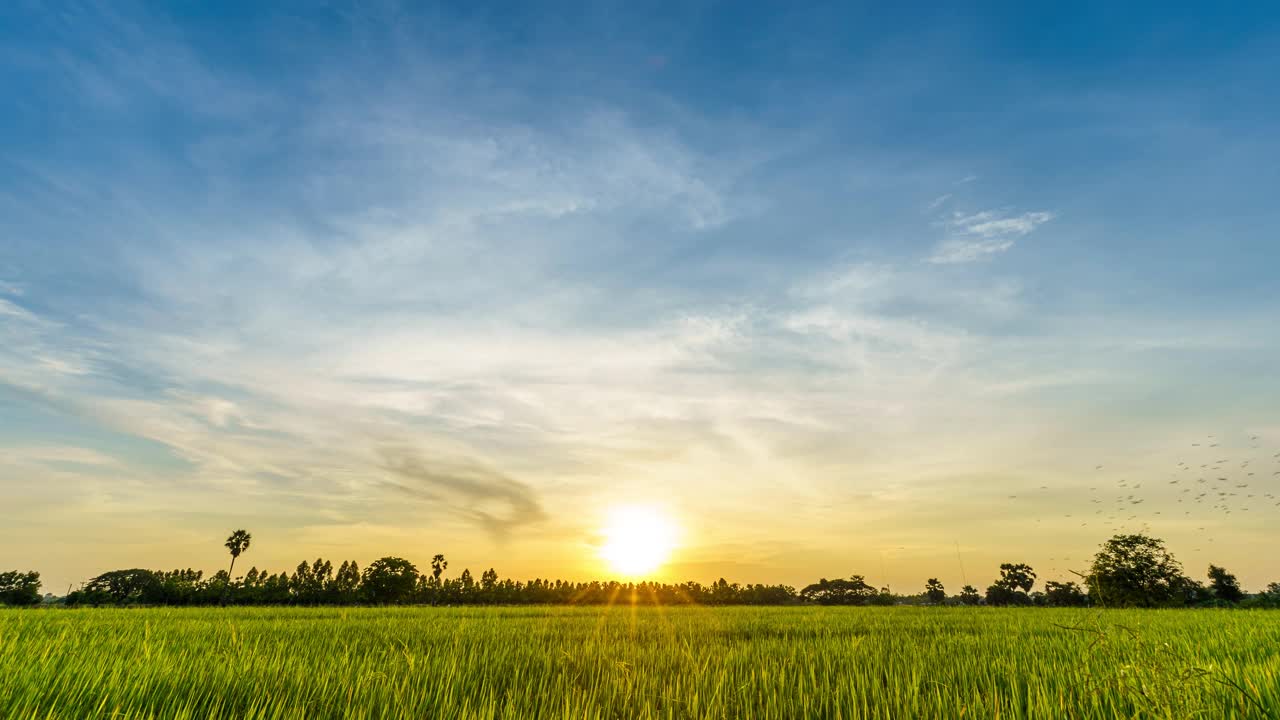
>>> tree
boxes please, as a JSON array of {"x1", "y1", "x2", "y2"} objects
[
  {"x1": 870, "y1": 586, "x2": 896, "y2": 606},
  {"x1": 1086, "y1": 534, "x2": 1195, "y2": 608},
  {"x1": 0, "y1": 570, "x2": 41, "y2": 606},
  {"x1": 958, "y1": 585, "x2": 981, "y2": 605},
  {"x1": 154, "y1": 568, "x2": 204, "y2": 605},
  {"x1": 78, "y1": 569, "x2": 161, "y2": 605},
  {"x1": 1255, "y1": 582, "x2": 1280, "y2": 609},
  {"x1": 222, "y1": 529, "x2": 252, "y2": 605},
  {"x1": 924, "y1": 578, "x2": 946, "y2": 605},
  {"x1": 449, "y1": 568, "x2": 474, "y2": 602},
  {"x1": 431, "y1": 554, "x2": 448, "y2": 583},
  {"x1": 985, "y1": 563, "x2": 1036, "y2": 606},
  {"x1": 799, "y1": 575, "x2": 880, "y2": 605},
  {"x1": 362, "y1": 557, "x2": 419, "y2": 604},
  {"x1": 332, "y1": 561, "x2": 361, "y2": 604},
  {"x1": 1207, "y1": 565, "x2": 1244, "y2": 604},
  {"x1": 290, "y1": 558, "x2": 333, "y2": 604},
  {"x1": 999, "y1": 563, "x2": 1036, "y2": 593},
  {"x1": 1043, "y1": 580, "x2": 1088, "y2": 607}
]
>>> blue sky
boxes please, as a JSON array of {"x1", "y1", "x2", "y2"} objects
[{"x1": 2, "y1": 1, "x2": 1279, "y2": 593}]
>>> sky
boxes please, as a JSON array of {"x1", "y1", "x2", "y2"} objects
[{"x1": 2, "y1": 1, "x2": 1279, "y2": 596}]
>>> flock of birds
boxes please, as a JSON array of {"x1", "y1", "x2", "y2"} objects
[{"x1": 1010, "y1": 432, "x2": 1278, "y2": 577}]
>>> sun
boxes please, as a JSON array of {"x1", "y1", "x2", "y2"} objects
[{"x1": 599, "y1": 505, "x2": 679, "y2": 578}]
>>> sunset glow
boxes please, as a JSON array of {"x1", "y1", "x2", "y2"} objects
[{"x1": 599, "y1": 506, "x2": 679, "y2": 578}]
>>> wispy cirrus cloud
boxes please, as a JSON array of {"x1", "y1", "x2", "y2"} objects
[
  {"x1": 928, "y1": 209, "x2": 1055, "y2": 264},
  {"x1": 0, "y1": 297, "x2": 35, "y2": 321},
  {"x1": 378, "y1": 446, "x2": 547, "y2": 539},
  {"x1": 0, "y1": 445, "x2": 121, "y2": 468}
]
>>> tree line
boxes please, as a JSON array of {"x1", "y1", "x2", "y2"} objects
[{"x1": 2, "y1": 531, "x2": 1278, "y2": 608}]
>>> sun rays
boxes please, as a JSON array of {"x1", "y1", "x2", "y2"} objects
[{"x1": 598, "y1": 505, "x2": 680, "y2": 579}]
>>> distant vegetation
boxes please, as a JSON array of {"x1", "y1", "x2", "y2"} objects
[
  {"x1": 3, "y1": 531, "x2": 1278, "y2": 609},
  {"x1": 0, "y1": 571, "x2": 41, "y2": 607}
]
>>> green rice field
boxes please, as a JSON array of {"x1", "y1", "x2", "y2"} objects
[{"x1": 3, "y1": 606, "x2": 1278, "y2": 719}]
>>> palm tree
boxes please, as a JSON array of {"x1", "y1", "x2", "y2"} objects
[{"x1": 222, "y1": 529, "x2": 252, "y2": 604}]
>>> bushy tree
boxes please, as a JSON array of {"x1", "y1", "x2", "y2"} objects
[
  {"x1": 1043, "y1": 580, "x2": 1088, "y2": 607},
  {"x1": 1207, "y1": 565, "x2": 1244, "y2": 604},
  {"x1": 0, "y1": 571, "x2": 41, "y2": 606},
  {"x1": 361, "y1": 557, "x2": 419, "y2": 604},
  {"x1": 869, "y1": 587, "x2": 896, "y2": 606},
  {"x1": 799, "y1": 575, "x2": 881, "y2": 605},
  {"x1": 153, "y1": 569, "x2": 204, "y2": 605},
  {"x1": 985, "y1": 563, "x2": 1036, "y2": 606},
  {"x1": 77, "y1": 569, "x2": 161, "y2": 605},
  {"x1": 1252, "y1": 582, "x2": 1280, "y2": 608},
  {"x1": 958, "y1": 585, "x2": 981, "y2": 605},
  {"x1": 1086, "y1": 534, "x2": 1196, "y2": 608}
]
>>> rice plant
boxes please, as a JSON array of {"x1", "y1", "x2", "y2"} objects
[{"x1": 2, "y1": 606, "x2": 1277, "y2": 719}]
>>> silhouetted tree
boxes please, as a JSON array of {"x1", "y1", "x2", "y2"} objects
[
  {"x1": 1043, "y1": 580, "x2": 1088, "y2": 607},
  {"x1": 958, "y1": 585, "x2": 981, "y2": 605},
  {"x1": 154, "y1": 569, "x2": 204, "y2": 605},
  {"x1": 1085, "y1": 534, "x2": 1196, "y2": 608},
  {"x1": 799, "y1": 575, "x2": 880, "y2": 605},
  {"x1": 1256, "y1": 582, "x2": 1280, "y2": 609},
  {"x1": 1001, "y1": 563, "x2": 1036, "y2": 592},
  {"x1": 362, "y1": 557, "x2": 419, "y2": 604},
  {"x1": 924, "y1": 578, "x2": 946, "y2": 605},
  {"x1": 985, "y1": 563, "x2": 1036, "y2": 606},
  {"x1": 0, "y1": 571, "x2": 41, "y2": 606},
  {"x1": 291, "y1": 558, "x2": 333, "y2": 604},
  {"x1": 332, "y1": 561, "x2": 360, "y2": 604},
  {"x1": 1207, "y1": 564, "x2": 1244, "y2": 604},
  {"x1": 431, "y1": 554, "x2": 447, "y2": 583},
  {"x1": 870, "y1": 586, "x2": 896, "y2": 606},
  {"x1": 222, "y1": 529, "x2": 252, "y2": 603},
  {"x1": 78, "y1": 569, "x2": 161, "y2": 605}
]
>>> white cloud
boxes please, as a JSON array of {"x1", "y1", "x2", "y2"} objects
[
  {"x1": 951, "y1": 210, "x2": 1055, "y2": 238},
  {"x1": 0, "y1": 297, "x2": 35, "y2": 320},
  {"x1": 928, "y1": 209, "x2": 1055, "y2": 263},
  {"x1": 0, "y1": 445, "x2": 120, "y2": 468}
]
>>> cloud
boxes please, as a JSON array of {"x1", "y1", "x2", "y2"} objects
[
  {"x1": 0, "y1": 445, "x2": 121, "y2": 468},
  {"x1": 0, "y1": 297, "x2": 100, "y2": 388},
  {"x1": 0, "y1": 297, "x2": 36, "y2": 321},
  {"x1": 928, "y1": 209, "x2": 1055, "y2": 263},
  {"x1": 5, "y1": 1, "x2": 1279, "y2": 592},
  {"x1": 951, "y1": 210, "x2": 1055, "y2": 238},
  {"x1": 377, "y1": 445, "x2": 547, "y2": 539}
]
